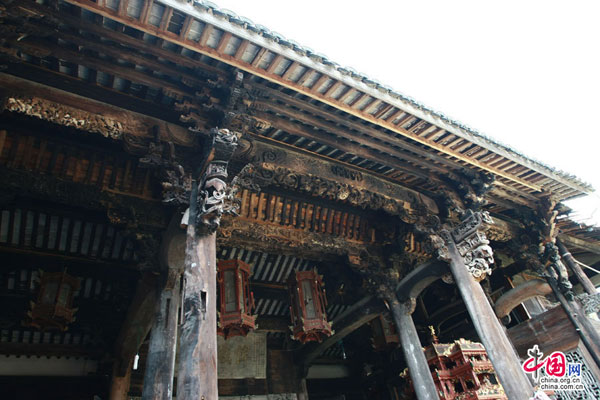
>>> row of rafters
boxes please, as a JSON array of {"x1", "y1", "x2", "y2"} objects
[{"x1": 50, "y1": 0, "x2": 591, "y2": 201}]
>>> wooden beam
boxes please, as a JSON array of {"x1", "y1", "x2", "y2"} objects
[
  {"x1": 114, "y1": 272, "x2": 160, "y2": 376},
  {"x1": 0, "y1": 72, "x2": 193, "y2": 145},
  {"x1": 301, "y1": 296, "x2": 381, "y2": 369},
  {"x1": 252, "y1": 100, "x2": 453, "y2": 175},
  {"x1": 6, "y1": 37, "x2": 192, "y2": 99},
  {"x1": 58, "y1": 0, "x2": 589, "y2": 195},
  {"x1": 559, "y1": 234, "x2": 600, "y2": 255},
  {"x1": 7, "y1": 0, "x2": 224, "y2": 78},
  {"x1": 251, "y1": 110, "x2": 435, "y2": 182},
  {"x1": 218, "y1": 216, "x2": 366, "y2": 260},
  {"x1": 256, "y1": 316, "x2": 289, "y2": 333},
  {"x1": 234, "y1": 136, "x2": 440, "y2": 217}
]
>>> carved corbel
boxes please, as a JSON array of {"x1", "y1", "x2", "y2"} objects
[
  {"x1": 432, "y1": 210, "x2": 496, "y2": 282},
  {"x1": 196, "y1": 128, "x2": 240, "y2": 234},
  {"x1": 138, "y1": 137, "x2": 190, "y2": 206}
]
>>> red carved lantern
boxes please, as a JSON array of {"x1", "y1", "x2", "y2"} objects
[
  {"x1": 27, "y1": 270, "x2": 80, "y2": 331},
  {"x1": 217, "y1": 259, "x2": 256, "y2": 339},
  {"x1": 288, "y1": 269, "x2": 333, "y2": 343},
  {"x1": 370, "y1": 313, "x2": 399, "y2": 351}
]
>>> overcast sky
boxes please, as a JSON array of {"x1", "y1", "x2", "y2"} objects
[{"x1": 213, "y1": 0, "x2": 600, "y2": 225}]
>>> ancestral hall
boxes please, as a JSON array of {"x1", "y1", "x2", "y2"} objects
[{"x1": 0, "y1": 1, "x2": 600, "y2": 399}]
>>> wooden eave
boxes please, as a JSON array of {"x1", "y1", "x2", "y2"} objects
[
  {"x1": 51, "y1": 0, "x2": 590, "y2": 198},
  {"x1": 0, "y1": 0, "x2": 592, "y2": 210}
]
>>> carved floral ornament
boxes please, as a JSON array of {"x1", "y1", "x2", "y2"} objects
[
  {"x1": 3, "y1": 96, "x2": 123, "y2": 139},
  {"x1": 577, "y1": 292, "x2": 600, "y2": 315},
  {"x1": 433, "y1": 211, "x2": 496, "y2": 282},
  {"x1": 233, "y1": 163, "x2": 423, "y2": 223}
]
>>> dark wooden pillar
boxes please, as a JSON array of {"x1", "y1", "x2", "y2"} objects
[
  {"x1": 297, "y1": 378, "x2": 309, "y2": 400},
  {"x1": 141, "y1": 270, "x2": 181, "y2": 400},
  {"x1": 557, "y1": 239, "x2": 597, "y2": 295},
  {"x1": 176, "y1": 128, "x2": 239, "y2": 400},
  {"x1": 438, "y1": 212, "x2": 534, "y2": 400},
  {"x1": 388, "y1": 298, "x2": 440, "y2": 400},
  {"x1": 177, "y1": 229, "x2": 218, "y2": 399},
  {"x1": 142, "y1": 220, "x2": 186, "y2": 400},
  {"x1": 110, "y1": 359, "x2": 133, "y2": 400}
]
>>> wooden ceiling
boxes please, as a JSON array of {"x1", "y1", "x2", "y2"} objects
[{"x1": 0, "y1": 0, "x2": 593, "y2": 214}]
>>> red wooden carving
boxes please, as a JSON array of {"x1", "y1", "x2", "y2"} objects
[
  {"x1": 423, "y1": 338, "x2": 507, "y2": 400},
  {"x1": 288, "y1": 269, "x2": 333, "y2": 344},
  {"x1": 217, "y1": 259, "x2": 256, "y2": 339}
]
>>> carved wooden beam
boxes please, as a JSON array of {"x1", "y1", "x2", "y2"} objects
[
  {"x1": 0, "y1": 72, "x2": 193, "y2": 145},
  {"x1": 218, "y1": 216, "x2": 368, "y2": 260},
  {"x1": 234, "y1": 136, "x2": 438, "y2": 222}
]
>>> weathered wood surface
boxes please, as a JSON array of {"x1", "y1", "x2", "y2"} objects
[
  {"x1": 218, "y1": 215, "x2": 366, "y2": 260},
  {"x1": 507, "y1": 306, "x2": 579, "y2": 357},
  {"x1": 559, "y1": 233, "x2": 600, "y2": 256},
  {"x1": 114, "y1": 272, "x2": 159, "y2": 377},
  {"x1": 141, "y1": 271, "x2": 180, "y2": 400},
  {"x1": 445, "y1": 239, "x2": 534, "y2": 400},
  {"x1": 389, "y1": 299, "x2": 440, "y2": 400},
  {"x1": 177, "y1": 226, "x2": 219, "y2": 399},
  {"x1": 235, "y1": 136, "x2": 439, "y2": 219},
  {"x1": 494, "y1": 278, "x2": 552, "y2": 319},
  {"x1": 109, "y1": 360, "x2": 133, "y2": 400},
  {"x1": 557, "y1": 239, "x2": 597, "y2": 294},
  {"x1": 143, "y1": 220, "x2": 186, "y2": 399},
  {"x1": 395, "y1": 260, "x2": 447, "y2": 301}
]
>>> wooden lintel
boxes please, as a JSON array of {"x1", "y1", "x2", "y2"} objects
[
  {"x1": 256, "y1": 316, "x2": 289, "y2": 333},
  {"x1": 218, "y1": 216, "x2": 365, "y2": 261},
  {"x1": 235, "y1": 136, "x2": 439, "y2": 219},
  {"x1": 0, "y1": 166, "x2": 169, "y2": 230}
]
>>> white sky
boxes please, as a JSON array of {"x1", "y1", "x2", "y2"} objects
[{"x1": 213, "y1": 0, "x2": 600, "y2": 225}]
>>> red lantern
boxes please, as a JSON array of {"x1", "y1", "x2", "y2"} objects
[
  {"x1": 288, "y1": 269, "x2": 333, "y2": 343},
  {"x1": 370, "y1": 313, "x2": 399, "y2": 351},
  {"x1": 27, "y1": 269, "x2": 80, "y2": 331},
  {"x1": 217, "y1": 259, "x2": 256, "y2": 339}
]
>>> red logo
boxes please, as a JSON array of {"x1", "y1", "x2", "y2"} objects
[{"x1": 523, "y1": 346, "x2": 567, "y2": 378}]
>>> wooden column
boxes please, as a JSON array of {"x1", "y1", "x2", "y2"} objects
[
  {"x1": 557, "y1": 239, "x2": 597, "y2": 295},
  {"x1": 438, "y1": 212, "x2": 534, "y2": 400},
  {"x1": 141, "y1": 271, "x2": 181, "y2": 400},
  {"x1": 109, "y1": 359, "x2": 133, "y2": 400},
  {"x1": 176, "y1": 128, "x2": 239, "y2": 400},
  {"x1": 297, "y1": 378, "x2": 309, "y2": 400},
  {"x1": 388, "y1": 298, "x2": 440, "y2": 400},
  {"x1": 177, "y1": 228, "x2": 218, "y2": 400},
  {"x1": 142, "y1": 221, "x2": 186, "y2": 400}
]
